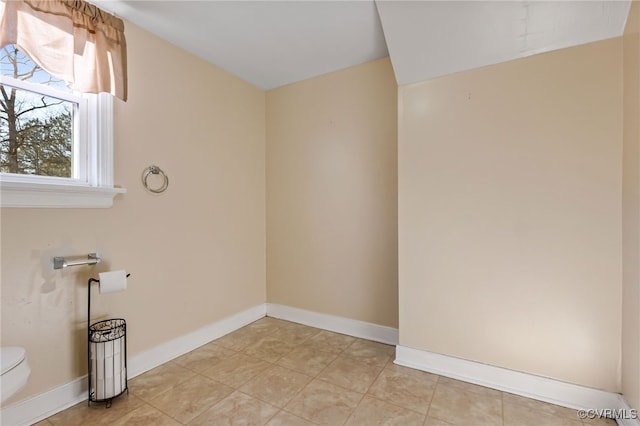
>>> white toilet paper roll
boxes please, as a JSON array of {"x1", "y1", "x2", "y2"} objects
[{"x1": 98, "y1": 270, "x2": 128, "y2": 294}]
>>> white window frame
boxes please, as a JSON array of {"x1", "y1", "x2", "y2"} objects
[{"x1": 0, "y1": 75, "x2": 126, "y2": 208}]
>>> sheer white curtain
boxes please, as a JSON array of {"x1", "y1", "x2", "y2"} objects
[{"x1": 0, "y1": 0, "x2": 128, "y2": 101}]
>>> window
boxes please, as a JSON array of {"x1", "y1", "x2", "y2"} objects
[{"x1": 0, "y1": 45, "x2": 125, "y2": 208}]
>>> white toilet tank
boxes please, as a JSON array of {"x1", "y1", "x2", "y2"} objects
[{"x1": 1, "y1": 347, "x2": 31, "y2": 404}]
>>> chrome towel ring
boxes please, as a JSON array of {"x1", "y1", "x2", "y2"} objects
[{"x1": 142, "y1": 165, "x2": 169, "y2": 193}]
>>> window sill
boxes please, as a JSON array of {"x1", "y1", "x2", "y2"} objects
[{"x1": 0, "y1": 181, "x2": 126, "y2": 208}]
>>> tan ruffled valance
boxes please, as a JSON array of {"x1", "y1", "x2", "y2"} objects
[{"x1": 0, "y1": 0, "x2": 128, "y2": 101}]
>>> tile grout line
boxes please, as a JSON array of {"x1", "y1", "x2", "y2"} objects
[
  {"x1": 347, "y1": 341, "x2": 382, "y2": 422},
  {"x1": 238, "y1": 319, "x2": 339, "y2": 425},
  {"x1": 363, "y1": 359, "x2": 433, "y2": 421},
  {"x1": 501, "y1": 389, "x2": 505, "y2": 426},
  {"x1": 45, "y1": 317, "x2": 598, "y2": 426},
  {"x1": 369, "y1": 359, "x2": 437, "y2": 411},
  {"x1": 423, "y1": 373, "x2": 441, "y2": 424}
]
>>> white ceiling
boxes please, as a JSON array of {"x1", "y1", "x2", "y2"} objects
[
  {"x1": 92, "y1": 0, "x2": 389, "y2": 90},
  {"x1": 92, "y1": 0, "x2": 631, "y2": 91},
  {"x1": 376, "y1": 0, "x2": 631, "y2": 85}
]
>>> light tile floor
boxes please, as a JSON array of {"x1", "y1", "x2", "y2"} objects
[{"x1": 39, "y1": 317, "x2": 617, "y2": 426}]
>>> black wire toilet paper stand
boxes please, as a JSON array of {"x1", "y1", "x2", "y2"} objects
[{"x1": 87, "y1": 274, "x2": 130, "y2": 408}]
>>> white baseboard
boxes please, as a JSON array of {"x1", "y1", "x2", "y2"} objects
[
  {"x1": 128, "y1": 303, "x2": 266, "y2": 378},
  {"x1": 265, "y1": 303, "x2": 399, "y2": 345},
  {"x1": 396, "y1": 345, "x2": 638, "y2": 426},
  {"x1": 4, "y1": 304, "x2": 636, "y2": 426},
  {"x1": 0, "y1": 304, "x2": 266, "y2": 426},
  {"x1": 617, "y1": 396, "x2": 640, "y2": 426},
  {"x1": 0, "y1": 376, "x2": 87, "y2": 426}
]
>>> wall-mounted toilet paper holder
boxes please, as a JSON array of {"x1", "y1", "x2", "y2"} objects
[{"x1": 53, "y1": 253, "x2": 100, "y2": 270}]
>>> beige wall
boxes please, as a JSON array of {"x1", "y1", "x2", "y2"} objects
[
  {"x1": 266, "y1": 58, "x2": 398, "y2": 328},
  {"x1": 398, "y1": 38, "x2": 623, "y2": 391},
  {"x1": 1, "y1": 6, "x2": 634, "y2": 410},
  {"x1": 0, "y1": 22, "x2": 266, "y2": 404},
  {"x1": 623, "y1": 0, "x2": 640, "y2": 410}
]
